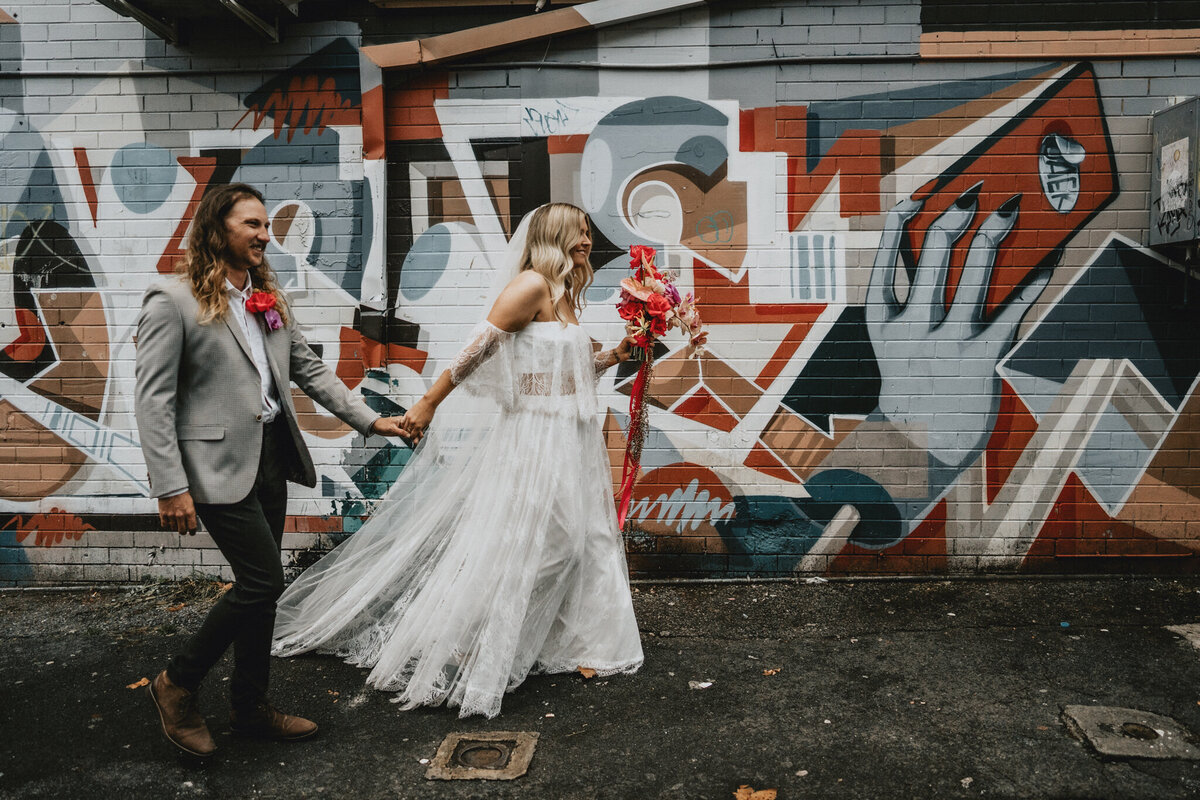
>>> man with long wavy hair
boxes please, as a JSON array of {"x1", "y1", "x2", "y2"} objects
[{"x1": 135, "y1": 182, "x2": 407, "y2": 757}]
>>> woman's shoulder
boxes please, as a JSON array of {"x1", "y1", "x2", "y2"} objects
[{"x1": 506, "y1": 269, "x2": 552, "y2": 297}]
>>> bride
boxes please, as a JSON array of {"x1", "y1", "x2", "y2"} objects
[{"x1": 272, "y1": 203, "x2": 645, "y2": 718}]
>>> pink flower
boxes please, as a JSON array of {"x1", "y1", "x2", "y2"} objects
[{"x1": 620, "y1": 277, "x2": 653, "y2": 302}]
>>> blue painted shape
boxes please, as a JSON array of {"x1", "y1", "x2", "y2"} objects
[
  {"x1": 0, "y1": 528, "x2": 33, "y2": 584},
  {"x1": 675, "y1": 135, "x2": 728, "y2": 177},
  {"x1": 398, "y1": 224, "x2": 454, "y2": 302},
  {"x1": 782, "y1": 305, "x2": 880, "y2": 434},
  {"x1": 110, "y1": 143, "x2": 177, "y2": 214},
  {"x1": 596, "y1": 96, "x2": 727, "y2": 127},
  {"x1": 1004, "y1": 239, "x2": 1200, "y2": 410}
]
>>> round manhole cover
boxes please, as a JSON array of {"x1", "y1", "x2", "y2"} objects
[
  {"x1": 457, "y1": 744, "x2": 510, "y2": 769},
  {"x1": 1121, "y1": 722, "x2": 1160, "y2": 741}
]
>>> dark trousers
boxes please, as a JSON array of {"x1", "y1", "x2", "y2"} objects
[{"x1": 167, "y1": 418, "x2": 290, "y2": 712}]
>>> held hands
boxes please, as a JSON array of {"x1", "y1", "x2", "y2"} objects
[
  {"x1": 158, "y1": 491, "x2": 197, "y2": 535},
  {"x1": 398, "y1": 397, "x2": 436, "y2": 446}
]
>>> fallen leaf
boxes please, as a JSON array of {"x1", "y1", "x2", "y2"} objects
[
  {"x1": 166, "y1": 603, "x2": 186, "y2": 613},
  {"x1": 733, "y1": 787, "x2": 777, "y2": 800},
  {"x1": 578, "y1": 667, "x2": 597, "y2": 679},
  {"x1": 762, "y1": 668, "x2": 781, "y2": 676},
  {"x1": 220, "y1": 582, "x2": 233, "y2": 593},
  {"x1": 126, "y1": 677, "x2": 149, "y2": 690},
  {"x1": 688, "y1": 680, "x2": 714, "y2": 690}
]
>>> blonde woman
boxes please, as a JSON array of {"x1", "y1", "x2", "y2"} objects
[{"x1": 273, "y1": 203, "x2": 646, "y2": 718}]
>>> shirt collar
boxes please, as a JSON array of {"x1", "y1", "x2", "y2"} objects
[{"x1": 225, "y1": 278, "x2": 253, "y2": 300}]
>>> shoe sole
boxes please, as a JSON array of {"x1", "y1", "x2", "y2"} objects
[
  {"x1": 147, "y1": 681, "x2": 216, "y2": 758},
  {"x1": 229, "y1": 725, "x2": 319, "y2": 742}
]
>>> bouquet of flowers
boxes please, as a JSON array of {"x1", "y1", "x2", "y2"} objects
[{"x1": 613, "y1": 245, "x2": 704, "y2": 529}]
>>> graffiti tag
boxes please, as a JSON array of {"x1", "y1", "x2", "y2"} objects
[
  {"x1": 1153, "y1": 178, "x2": 1194, "y2": 237},
  {"x1": 628, "y1": 478, "x2": 737, "y2": 533},
  {"x1": 522, "y1": 100, "x2": 580, "y2": 137},
  {"x1": 4, "y1": 507, "x2": 95, "y2": 547}
]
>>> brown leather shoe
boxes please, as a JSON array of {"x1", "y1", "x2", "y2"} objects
[
  {"x1": 230, "y1": 703, "x2": 318, "y2": 741},
  {"x1": 147, "y1": 670, "x2": 216, "y2": 757}
]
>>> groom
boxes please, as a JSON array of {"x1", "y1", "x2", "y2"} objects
[{"x1": 135, "y1": 182, "x2": 407, "y2": 757}]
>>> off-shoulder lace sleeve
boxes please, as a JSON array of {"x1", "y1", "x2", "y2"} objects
[
  {"x1": 593, "y1": 347, "x2": 618, "y2": 378},
  {"x1": 449, "y1": 320, "x2": 517, "y2": 407}
]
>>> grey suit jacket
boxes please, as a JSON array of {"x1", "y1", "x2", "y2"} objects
[{"x1": 134, "y1": 276, "x2": 379, "y2": 505}]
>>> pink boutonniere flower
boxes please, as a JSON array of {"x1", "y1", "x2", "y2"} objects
[{"x1": 246, "y1": 291, "x2": 283, "y2": 331}]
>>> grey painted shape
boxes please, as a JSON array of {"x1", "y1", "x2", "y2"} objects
[
  {"x1": 708, "y1": 65, "x2": 776, "y2": 108},
  {"x1": 1073, "y1": 411, "x2": 1155, "y2": 510},
  {"x1": 1063, "y1": 705, "x2": 1200, "y2": 761},
  {"x1": 582, "y1": 97, "x2": 730, "y2": 251},
  {"x1": 232, "y1": 126, "x2": 367, "y2": 300},
  {"x1": 515, "y1": 66, "x2": 599, "y2": 99}
]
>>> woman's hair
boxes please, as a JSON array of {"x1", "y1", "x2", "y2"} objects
[
  {"x1": 179, "y1": 182, "x2": 290, "y2": 327},
  {"x1": 520, "y1": 203, "x2": 593, "y2": 323}
]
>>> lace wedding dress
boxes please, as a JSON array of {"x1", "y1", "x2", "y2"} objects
[{"x1": 272, "y1": 319, "x2": 643, "y2": 718}]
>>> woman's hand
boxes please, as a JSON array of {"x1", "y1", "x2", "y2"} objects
[
  {"x1": 400, "y1": 397, "x2": 437, "y2": 445},
  {"x1": 613, "y1": 335, "x2": 638, "y2": 363}
]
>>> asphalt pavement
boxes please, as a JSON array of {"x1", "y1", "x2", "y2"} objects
[{"x1": 3, "y1": 576, "x2": 1200, "y2": 799}]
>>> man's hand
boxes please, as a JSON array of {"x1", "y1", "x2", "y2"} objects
[
  {"x1": 158, "y1": 492, "x2": 197, "y2": 535},
  {"x1": 371, "y1": 416, "x2": 413, "y2": 440},
  {"x1": 399, "y1": 398, "x2": 436, "y2": 446}
]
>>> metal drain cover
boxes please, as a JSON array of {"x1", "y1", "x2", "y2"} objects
[
  {"x1": 1062, "y1": 705, "x2": 1200, "y2": 760},
  {"x1": 426, "y1": 731, "x2": 539, "y2": 780}
]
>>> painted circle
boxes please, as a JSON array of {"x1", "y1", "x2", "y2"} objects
[
  {"x1": 269, "y1": 201, "x2": 316, "y2": 259},
  {"x1": 110, "y1": 143, "x2": 177, "y2": 214},
  {"x1": 626, "y1": 180, "x2": 683, "y2": 245}
]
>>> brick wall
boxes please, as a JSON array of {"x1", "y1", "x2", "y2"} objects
[{"x1": 2, "y1": 0, "x2": 1198, "y2": 585}]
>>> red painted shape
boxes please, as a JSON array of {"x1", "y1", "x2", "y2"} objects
[
  {"x1": 2, "y1": 307, "x2": 47, "y2": 361},
  {"x1": 385, "y1": 73, "x2": 450, "y2": 142},
  {"x1": 241, "y1": 74, "x2": 360, "y2": 143},
  {"x1": 984, "y1": 382, "x2": 1038, "y2": 504},
  {"x1": 744, "y1": 442, "x2": 799, "y2": 483},
  {"x1": 1022, "y1": 476, "x2": 1192, "y2": 569},
  {"x1": 5, "y1": 507, "x2": 95, "y2": 547},
  {"x1": 904, "y1": 65, "x2": 1117, "y2": 316},
  {"x1": 788, "y1": 130, "x2": 885, "y2": 229},
  {"x1": 338, "y1": 326, "x2": 430, "y2": 389},
  {"x1": 156, "y1": 157, "x2": 218, "y2": 275},
  {"x1": 692, "y1": 259, "x2": 825, "y2": 325},
  {"x1": 73, "y1": 147, "x2": 99, "y2": 226},
  {"x1": 828, "y1": 500, "x2": 948, "y2": 574},
  {"x1": 672, "y1": 386, "x2": 738, "y2": 433},
  {"x1": 547, "y1": 134, "x2": 589, "y2": 154}
]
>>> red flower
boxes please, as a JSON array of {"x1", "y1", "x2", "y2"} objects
[
  {"x1": 629, "y1": 245, "x2": 657, "y2": 271},
  {"x1": 617, "y1": 300, "x2": 643, "y2": 321},
  {"x1": 644, "y1": 293, "x2": 672, "y2": 318},
  {"x1": 245, "y1": 291, "x2": 276, "y2": 313},
  {"x1": 633, "y1": 333, "x2": 654, "y2": 349}
]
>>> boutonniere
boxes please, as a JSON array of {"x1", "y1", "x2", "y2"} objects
[{"x1": 245, "y1": 291, "x2": 283, "y2": 331}]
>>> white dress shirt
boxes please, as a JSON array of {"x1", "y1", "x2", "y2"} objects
[{"x1": 226, "y1": 278, "x2": 283, "y2": 424}]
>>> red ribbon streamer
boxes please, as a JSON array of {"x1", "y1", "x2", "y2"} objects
[{"x1": 615, "y1": 358, "x2": 652, "y2": 530}]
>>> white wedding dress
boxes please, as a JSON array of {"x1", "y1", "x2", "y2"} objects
[{"x1": 271, "y1": 319, "x2": 643, "y2": 718}]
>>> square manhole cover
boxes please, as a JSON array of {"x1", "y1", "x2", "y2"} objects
[
  {"x1": 426, "y1": 731, "x2": 539, "y2": 780},
  {"x1": 1062, "y1": 705, "x2": 1200, "y2": 760}
]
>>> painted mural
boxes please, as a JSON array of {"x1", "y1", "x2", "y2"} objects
[{"x1": 2, "y1": 13, "x2": 1198, "y2": 583}]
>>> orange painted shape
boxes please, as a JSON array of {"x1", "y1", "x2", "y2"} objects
[
  {"x1": 385, "y1": 73, "x2": 450, "y2": 142},
  {"x1": 672, "y1": 386, "x2": 738, "y2": 433},
  {"x1": 73, "y1": 148, "x2": 99, "y2": 226},
  {"x1": 362, "y1": 84, "x2": 386, "y2": 160},
  {"x1": 754, "y1": 321, "x2": 814, "y2": 389},
  {"x1": 744, "y1": 442, "x2": 799, "y2": 483},
  {"x1": 156, "y1": 157, "x2": 218, "y2": 275},
  {"x1": 547, "y1": 134, "x2": 589, "y2": 154},
  {"x1": 337, "y1": 327, "x2": 367, "y2": 390},
  {"x1": 3, "y1": 307, "x2": 47, "y2": 361}
]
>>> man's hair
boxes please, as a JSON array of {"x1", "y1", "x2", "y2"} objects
[{"x1": 180, "y1": 182, "x2": 290, "y2": 326}]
